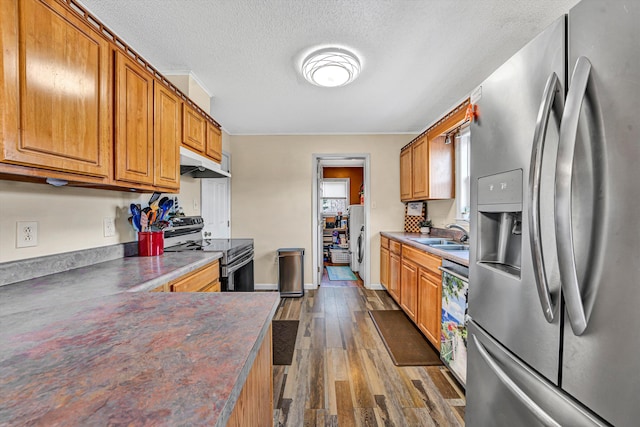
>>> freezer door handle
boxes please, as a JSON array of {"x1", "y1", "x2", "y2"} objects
[
  {"x1": 555, "y1": 57, "x2": 606, "y2": 336},
  {"x1": 528, "y1": 71, "x2": 564, "y2": 323},
  {"x1": 471, "y1": 334, "x2": 562, "y2": 427}
]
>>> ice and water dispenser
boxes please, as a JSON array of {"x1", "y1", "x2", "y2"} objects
[{"x1": 476, "y1": 170, "x2": 523, "y2": 277}]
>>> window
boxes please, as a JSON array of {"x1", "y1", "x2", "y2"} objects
[
  {"x1": 455, "y1": 126, "x2": 471, "y2": 221},
  {"x1": 321, "y1": 179, "x2": 349, "y2": 215}
]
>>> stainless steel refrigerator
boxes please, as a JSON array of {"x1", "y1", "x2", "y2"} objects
[{"x1": 466, "y1": 0, "x2": 639, "y2": 425}]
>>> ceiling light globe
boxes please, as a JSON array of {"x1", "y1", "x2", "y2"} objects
[{"x1": 302, "y1": 48, "x2": 361, "y2": 87}]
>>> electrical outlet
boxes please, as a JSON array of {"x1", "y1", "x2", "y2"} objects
[
  {"x1": 16, "y1": 221, "x2": 38, "y2": 248},
  {"x1": 103, "y1": 217, "x2": 116, "y2": 237}
]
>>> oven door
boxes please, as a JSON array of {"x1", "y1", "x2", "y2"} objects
[{"x1": 223, "y1": 252, "x2": 254, "y2": 292}]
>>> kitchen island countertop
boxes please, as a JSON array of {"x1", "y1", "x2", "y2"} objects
[
  {"x1": 1, "y1": 291, "x2": 279, "y2": 426},
  {"x1": 0, "y1": 251, "x2": 279, "y2": 426}
]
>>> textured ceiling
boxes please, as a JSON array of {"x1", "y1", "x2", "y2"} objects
[{"x1": 79, "y1": 0, "x2": 579, "y2": 135}]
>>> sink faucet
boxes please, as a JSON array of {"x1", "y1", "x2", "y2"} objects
[{"x1": 446, "y1": 224, "x2": 469, "y2": 243}]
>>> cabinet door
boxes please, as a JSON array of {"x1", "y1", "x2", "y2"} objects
[
  {"x1": 114, "y1": 50, "x2": 154, "y2": 185},
  {"x1": 388, "y1": 251, "x2": 401, "y2": 303},
  {"x1": 399, "y1": 148, "x2": 413, "y2": 201},
  {"x1": 153, "y1": 82, "x2": 181, "y2": 190},
  {"x1": 417, "y1": 268, "x2": 442, "y2": 349},
  {"x1": 400, "y1": 258, "x2": 418, "y2": 321},
  {"x1": 412, "y1": 136, "x2": 429, "y2": 199},
  {"x1": 206, "y1": 122, "x2": 222, "y2": 163},
  {"x1": 182, "y1": 104, "x2": 206, "y2": 153},
  {"x1": 1, "y1": 0, "x2": 111, "y2": 177},
  {"x1": 380, "y1": 246, "x2": 389, "y2": 289},
  {"x1": 428, "y1": 135, "x2": 454, "y2": 199}
]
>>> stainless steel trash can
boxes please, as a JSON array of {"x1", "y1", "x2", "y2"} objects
[{"x1": 277, "y1": 248, "x2": 304, "y2": 297}]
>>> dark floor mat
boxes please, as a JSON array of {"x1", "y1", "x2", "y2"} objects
[
  {"x1": 369, "y1": 310, "x2": 442, "y2": 366},
  {"x1": 272, "y1": 320, "x2": 299, "y2": 365}
]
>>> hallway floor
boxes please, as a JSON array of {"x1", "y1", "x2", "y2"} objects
[
  {"x1": 273, "y1": 287, "x2": 465, "y2": 426},
  {"x1": 321, "y1": 263, "x2": 363, "y2": 288}
]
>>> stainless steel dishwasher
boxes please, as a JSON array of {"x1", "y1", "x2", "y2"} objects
[{"x1": 277, "y1": 248, "x2": 304, "y2": 297}]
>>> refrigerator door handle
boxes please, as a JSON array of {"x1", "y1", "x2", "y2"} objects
[
  {"x1": 471, "y1": 334, "x2": 562, "y2": 427},
  {"x1": 528, "y1": 71, "x2": 564, "y2": 323},
  {"x1": 555, "y1": 56, "x2": 604, "y2": 336}
]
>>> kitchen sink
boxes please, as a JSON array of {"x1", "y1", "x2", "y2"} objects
[
  {"x1": 429, "y1": 244, "x2": 469, "y2": 251},
  {"x1": 409, "y1": 238, "x2": 457, "y2": 245}
]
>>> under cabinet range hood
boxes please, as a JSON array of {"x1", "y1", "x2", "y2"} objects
[{"x1": 179, "y1": 147, "x2": 230, "y2": 178}]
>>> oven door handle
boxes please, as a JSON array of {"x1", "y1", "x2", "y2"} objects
[{"x1": 225, "y1": 253, "x2": 254, "y2": 275}]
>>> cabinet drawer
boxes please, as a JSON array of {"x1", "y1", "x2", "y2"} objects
[
  {"x1": 402, "y1": 245, "x2": 441, "y2": 274},
  {"x1": 171, "y1": 260, "x2": 220, "y2": 292},
  {"x1": 381, "y1": 236, "x2": 389, "y2": 249},
  {"x1": 201, "y1": 280, "x2": 221, "y2": 293},
  {"x1": 389, "y1": 239, "x2": 402, "y2": 255}
]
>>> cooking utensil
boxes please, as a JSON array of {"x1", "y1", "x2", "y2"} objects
[
  {"x1": 130, "y1": 204, "x2": 141, "y2": 231},
  {"x1": 140, "y1": 210, "x2": 148, "y2": 232},
  {"x1": 148, "y1": 191, "x2": 161, "y2": 206}
]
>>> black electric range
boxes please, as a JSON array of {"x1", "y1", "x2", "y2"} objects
[{"x1": 163, "y1": 217, "x2": 254, "y2": 291}]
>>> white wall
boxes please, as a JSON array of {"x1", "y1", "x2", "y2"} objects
[
  {"x1": 0, "y1": 180, "x2": 140, "y2": 262},
  {"x1": 229, "y1": 134, "x2": 410, "y2": 286}
]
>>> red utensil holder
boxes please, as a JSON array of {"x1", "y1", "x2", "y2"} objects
[{"x1": 138, "y1": 231, "x2": 164, "y2": 256}]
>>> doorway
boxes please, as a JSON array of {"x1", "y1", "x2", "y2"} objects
[{"x1": 312, "y1": 154, "x2": 370, "y2": 289}]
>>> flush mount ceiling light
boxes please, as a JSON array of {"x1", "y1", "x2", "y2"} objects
[{"x1": 302, "y1": 47, "x2": 361, "y2": 87}]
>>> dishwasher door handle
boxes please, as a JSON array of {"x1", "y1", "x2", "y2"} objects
[{"x1": 439, "y1": 266, "x2": 469, "y2": 283}]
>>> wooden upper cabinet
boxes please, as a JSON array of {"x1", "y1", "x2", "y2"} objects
[
  {"x1": 0, "y1": 0, "x2": 111, "y2": 178},
  {"x1": 182, "y1": 104, "x2": 206, "y2": 153},
  {"x1": 428, "y1": 135, "x2": 454, "y2": 199},
  {"x1": 206, "y1": 122, "x2": 222, "y2": 163},
  {"x1": 153, "y1": 82, "x2": 181, "y2": 190},
  {"x1": 399, "y1": 148, "x2": 412, "y2": 201},
  {"x1": 411, "y1": 137, "x2": 429, "y2": 199},
  {"x1": 114, "y1": 50, "x2": 154, "y2": 185},
  {"x1": 400, "y1": 99, "x2": 468, "y2": 202}
]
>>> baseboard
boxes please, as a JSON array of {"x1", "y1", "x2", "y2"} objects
[
  {"x1": 254, "y1": 283, "x2": 316, "y2": 291},
  {"x1": 366, "y1": 283, "x2": 384, "y2": 290},
  {"x1": 254, "y1": 283, "x2": 278, "y2": 291}
]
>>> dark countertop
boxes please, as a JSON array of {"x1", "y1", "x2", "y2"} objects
[
  {"x1": 0, "y1": 251, "x2": 280, "y2": 426},
  {"x1": 1, "y1": 292, "x2": 279, "y2": 426},
  {"x1": 381, "y1": 231, "x2": 469, "y2": 266}
]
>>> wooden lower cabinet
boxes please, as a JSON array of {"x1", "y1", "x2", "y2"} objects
[
  {"x1": 380, "y1": 246, "x2": 389, "y2": 290},
  {"x1": 417, "y1": 268, "x2": 442, "y2": 349},
  {"x1": 388, "y1": 251, "x2": 401, "y2": 303},
  {"x1": 400, "y1": 258, "x2": 418, "y2": 321},
  {"x1": 382, "y1": 237, "x2": 443, "y2": 349},
  {"x1": 169, "y1": 260, "x2": 220, "y2": 292},
  {"x1": 227, "y1": 325, "x2": 273, "y2": 427}
]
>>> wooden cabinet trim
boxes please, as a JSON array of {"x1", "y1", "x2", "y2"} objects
[{"x1": 227, "y1": 324, "x2": 273, "y2": 426}]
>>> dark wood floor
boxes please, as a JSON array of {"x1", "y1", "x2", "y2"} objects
[{"x1": 273, "y1": 287, "x2": 465, "y2": 426}]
